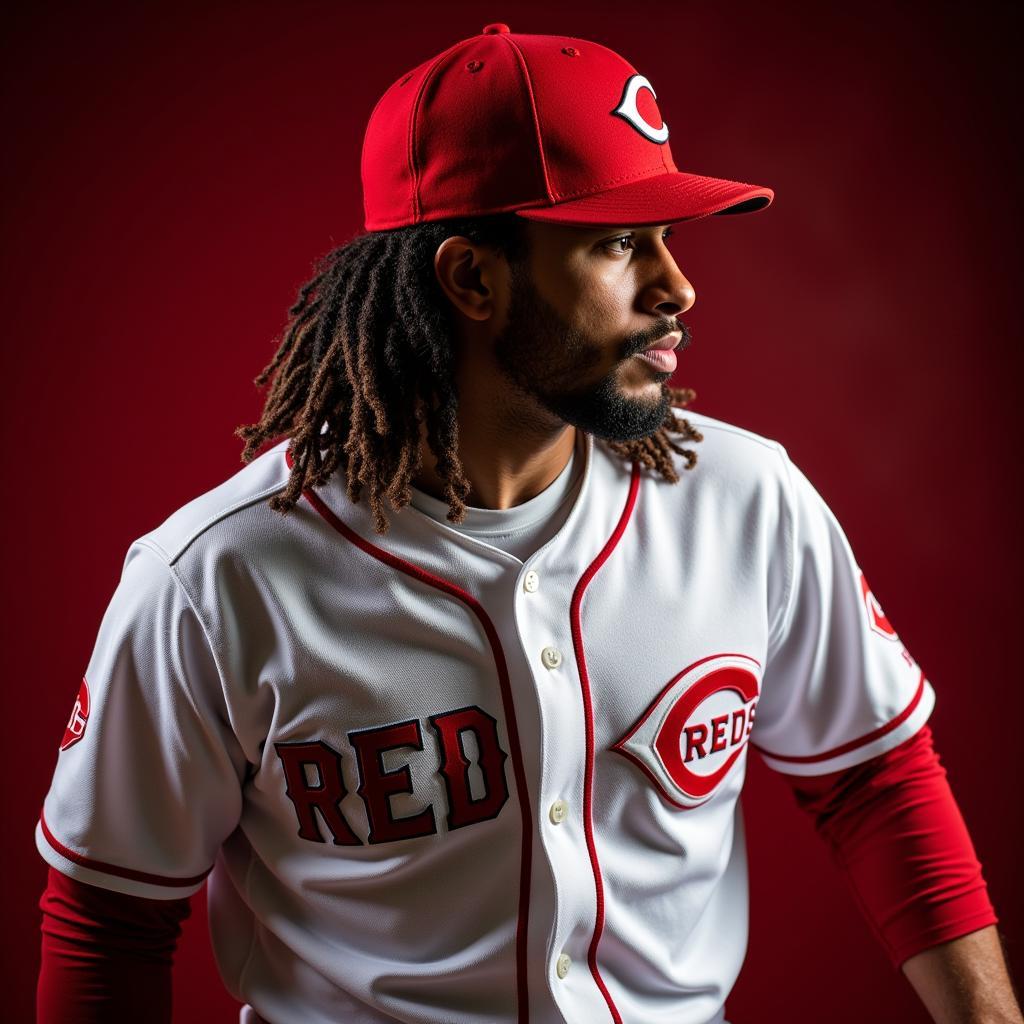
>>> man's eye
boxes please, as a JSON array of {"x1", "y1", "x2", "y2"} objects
[
  {"x1": 605, "y1": 235, "x2": 635, "y2": 254},
  {"x1": 603, "y1": 227, "x2": 675, "y2": 255}
]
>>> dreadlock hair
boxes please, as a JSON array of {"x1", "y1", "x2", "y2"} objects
[{"x1": 235, "y1": 211, "x2": 704, "y2": 536}]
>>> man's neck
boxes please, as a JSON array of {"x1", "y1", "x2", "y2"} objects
[{"x1": 411, "y1": 420, "x2": 577, "y2": 511}]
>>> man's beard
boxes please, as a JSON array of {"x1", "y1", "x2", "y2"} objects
[{"x1": 489, "y1": 258, "x2": 690, "y2": 443}]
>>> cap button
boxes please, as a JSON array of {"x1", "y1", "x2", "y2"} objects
[{"x1": 482, "y1": 23, "x2": 511, "y2": 34}]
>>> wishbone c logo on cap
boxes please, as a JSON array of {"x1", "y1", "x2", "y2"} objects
[{"x1": 612, "y1": 74, "x2": 670, "y2": 144}]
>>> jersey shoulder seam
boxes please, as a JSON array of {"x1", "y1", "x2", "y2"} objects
[
  {"x1": 142, "y1": 473, "x2": 291, "y2": 567},
  {"x1": 125, "y1": 541, "x2": 235, "y2": 737},
  {"x1": 676, "y1": 411, "x2": 788, "y2": 455}
]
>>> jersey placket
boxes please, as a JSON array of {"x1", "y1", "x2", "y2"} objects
[{"x1": 511, "y1": 551, "x2": 615, "y2": 1022}]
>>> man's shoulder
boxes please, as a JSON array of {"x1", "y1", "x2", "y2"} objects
[
  {"x1": 133, "y1": 437, "x2": 293, "y2": 568},
  {"x1": 667, "y1": 405, "x2": 792, "y2": 483}
]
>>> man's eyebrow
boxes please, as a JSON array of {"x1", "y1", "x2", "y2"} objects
[{"x1": 578, "y1": 223, "x2": 672, "y2": 234}]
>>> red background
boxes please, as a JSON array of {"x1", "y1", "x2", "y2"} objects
[{"x1": 4, "y1": 1, "x2": 1022, "y2": 1021}]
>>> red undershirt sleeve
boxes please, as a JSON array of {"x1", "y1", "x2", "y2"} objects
[
  {"x1": 37, "y1": 866, "x2": 192, "y2": 1024},
  {"x1": 778, "y1": 723, "x2": 999, "y2": 970}
]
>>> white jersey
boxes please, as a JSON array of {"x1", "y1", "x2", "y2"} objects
[{"x1": 36, "y1": 407, "x2": 934, "y2": 1024}]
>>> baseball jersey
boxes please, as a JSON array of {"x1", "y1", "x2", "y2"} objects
[{"x1": 36, "y1": 407, "x2": 935, "y2": 1024}]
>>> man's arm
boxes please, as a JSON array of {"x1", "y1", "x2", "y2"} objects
[
  {"x1": 901, "y1": 925, "x2": 1023, "y2": 1024},
  {"x1": 780, "y1": 723, "x2": 1020, "y2": 1021},
  {"x1": 38, "y1": 866, "x2": 189, "y2": 1023}
]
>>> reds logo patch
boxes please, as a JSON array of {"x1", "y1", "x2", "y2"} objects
[
  {"x1": 60, "y1": 677, "x2": 90, "y2": 751},
  {"x1": 611, "y1": 73, "x2": 669, "y2": 144},
  {"x1": 612, "y1": 654, "x2": 761, "y2": 810},
  {"x1": 859, "y1": 570, "x2": 899, "y2": 641}
]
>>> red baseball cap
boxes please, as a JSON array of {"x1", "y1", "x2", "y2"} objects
[{"x1": 361, "y1": 23, "x2": 773, "y2": 232}]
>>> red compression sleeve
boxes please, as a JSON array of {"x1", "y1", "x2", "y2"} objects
[
  {"x1": 37, "y1": 866, "x2": 192, "y2": 1024},
  {"x1": 778, "y1": 723, "x2": 999, "y2": 970}
]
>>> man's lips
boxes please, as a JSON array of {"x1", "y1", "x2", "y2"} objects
[{"x1": 643, "y1": 332, "x2": 682, "y2": 353}]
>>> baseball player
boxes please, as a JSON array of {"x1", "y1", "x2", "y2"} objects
[{"x1": 36, "y1": 23, "x2": 1021, "y2": 1024}]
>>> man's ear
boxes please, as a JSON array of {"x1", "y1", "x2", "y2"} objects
[{"x1": 433, "y1": 237, "x2": 505, "y2": 324}]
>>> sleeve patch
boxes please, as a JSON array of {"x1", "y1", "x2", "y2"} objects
[
  {"x1": 59, "y1": 678, "x2": 90, "y2": 752},
  {"x1": 860, "y1": 571, "x2": 899, "y2": 641}
]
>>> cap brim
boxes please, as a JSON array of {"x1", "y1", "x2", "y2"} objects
[{"x1": 514, "y1": 171, "x2": 773, "y2": 227}]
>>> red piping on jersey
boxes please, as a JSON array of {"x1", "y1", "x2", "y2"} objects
[
  {"x1": 38, "y1": 812, "x2": 213, "y2": 888},
  {"x1": 567, "y1": 460, "x2": 643, "y2": 1024},
  {"x1": 750, "y1": 669, "x2": 927, "y2": 764},
  {"x1": 283, "y1": 447, "x2": 533, "y2": 1023}
]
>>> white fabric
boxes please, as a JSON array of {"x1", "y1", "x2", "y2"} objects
[
  {"x1": 406, "y1": 420, "x2": 585, "y2": 562},
  {"x1": 37, "y1": 407, "x2": 933, "y2": 1023}
]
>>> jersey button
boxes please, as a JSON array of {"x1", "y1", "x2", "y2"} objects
[
  {"x1": 523, "y1": 569, "x2": 539, "y2": 593},
  {"x1": 541, "y1": 646, "x2": 562, "y2": 669},
  {"x1": 549, "y1": 799, "x2": 568, "y2": 824},
  {"x1": 556, "y1": 952, "x2": 571, "y2": 979}
]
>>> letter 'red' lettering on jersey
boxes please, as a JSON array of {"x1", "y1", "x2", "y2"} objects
[
  {"x1": 429, "y1": 705, "x2": 510, "y2": 830},
  {"x1": 349, "y1": 719, "x2": 438, "y2": 845},
  {"x1": 709, "y1": 714, "x2": 729, "y2": 753},
  {"x1": 684, "y1": 723, "x2": 708, "y2": 763},
  {"x1": 274, "y1": 740, "x2": 362, "y2": 846}
]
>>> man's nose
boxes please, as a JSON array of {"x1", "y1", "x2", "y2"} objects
[{"x1": 649, "y1": 267, "x2": 696, "y2": 319}]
